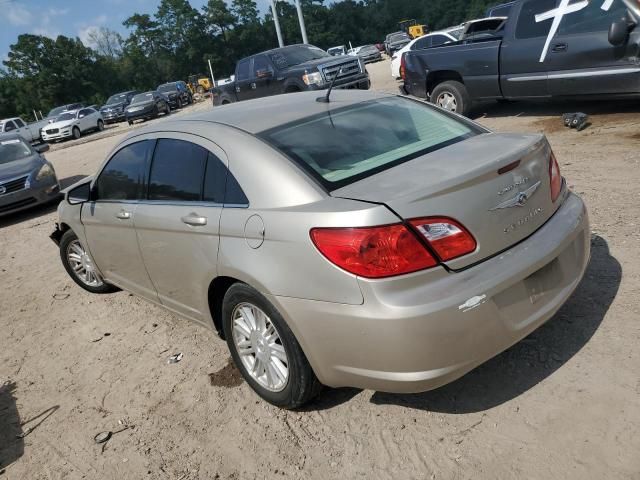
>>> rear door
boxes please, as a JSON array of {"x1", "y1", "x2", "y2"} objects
[
  {"x1": 546, "y1": 0, "x2": 640, "y2": 95},
  {"x1": 134, "y1": 136, "x2": 225, "y2": 323},
  {"x1": 82, "y1": 140, "x2": 158, "y2": 299},
  {"x1": 234, "y1": 58, "x2": 253, "y2": 101},
  {"x1": 500, "y1": 0, "x2": 556, "y2": 98}
]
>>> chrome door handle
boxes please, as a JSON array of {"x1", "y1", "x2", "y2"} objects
[
  {"x1": 116, "y1": 210, "x2": 131, "y2": 220},
  {"x1": 181, "y1": 213, "x2": 207, "y2": 226}
]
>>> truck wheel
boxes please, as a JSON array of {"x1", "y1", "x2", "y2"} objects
[{"x1": 430, "y1": 81, "x2": 470, "y2": 116}]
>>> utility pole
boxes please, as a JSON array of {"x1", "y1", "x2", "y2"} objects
[
  {"x1": 270, "y1": 0, "x2": 284, "y2": 47},
  {"x1": 293, "y1": 0, "x2": 308, "y2": 44}
]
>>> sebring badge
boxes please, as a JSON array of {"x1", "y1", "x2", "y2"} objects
[{"x1": 490, "y1": 181, "x2": 541, "y2": 211}]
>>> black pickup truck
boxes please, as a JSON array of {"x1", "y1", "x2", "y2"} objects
[
  {"x1": 211, "y1": 44, "x2": 370, "y2": 106},
  {"x1": 403, "y1": 0, "x2": 640, "y2": 115}
]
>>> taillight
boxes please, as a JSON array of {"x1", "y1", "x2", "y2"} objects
[
  {"x1": 310, "y1": 224, "x2": 437, "y2": 278},
  {"x1": 409, "y1": 218, "x2": 476, "y2": 261},
  {"x1": 549, "y1": 151, "x2": 562, "y2": 202},
  {"x1": 400, "y1": 53, "x2": 406, "y2": 80}
]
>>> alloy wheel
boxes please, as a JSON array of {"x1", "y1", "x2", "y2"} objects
[
  {"x1": 66, "y1": 239, "x2": 104, "y2": 287},
  {"x1": 231, "y1": 302, "x2": 289, "y2": 392}
]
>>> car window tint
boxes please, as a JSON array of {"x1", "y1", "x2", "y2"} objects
[
  {"x1": 97, "y1": 140, "x2": 152, "y2": 200},
  {"x1": 414, "y1": 36, "x2": 432, "y2": 49},
  {"x1": 236, "y1": 59, "x2": 250, "y2": 81},
  {"x1": 4, "y1": 121, "x2": 16, "y2": 131},
  {"x1": 203, "y1": 153, "x2": 227, "y2": 203},
  {"x1": 252, "y1": 55, "x2": 272, "y2": 76},
  {"x1": 558, "y1": 0, "x2": 628, "y2": 35},
  {"x1": 515, "y1": 0, "x2": 557, "y2": 39},
  {"x1": 225, "y1": 172, "x2": 249, "y2": 205},
  {"x1": 14, "y1": 119, "x2": 25, "y2": 128},
  {"x1": 148, "y1": 139, "x2": 207, "y2": 201},
  {"x1": 431, "y1": 35, "x2": 450, "y2": 46}
]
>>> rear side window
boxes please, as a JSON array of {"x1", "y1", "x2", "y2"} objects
[
  {"x1": 431, "y1": 35, "x2": 450, "y2": 46},
  {"x1": 259, "y1": 97, "x2": 478, "y2": 190},
  {"x1": 203, "y1": 153, "x2": 249, "y2": 205},
  {"x1": 14, "y1": 118, "x2": 25, "y2": 128},
  {"x1": 236, "y1": 59, "x2": 250, "y2": 81},
  {"x1": 515, "y1": 0, "x2": 557, "y2": 39},
  {"x1": 97, "y1": 140, "x2": 153, "y2": 200},
  {"x1": 413, "y1": 36, "x2": 432, "y2": 49},
  {"x1": 4, "y1": 121, "x2": 16, "y2": 132},
  {"x1": 148, "y1": 139, "x2": 207, "y2": 201}
]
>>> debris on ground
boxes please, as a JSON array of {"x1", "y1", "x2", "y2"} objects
[{"x1": 167, "y1": 352, "x2": 184, "y2": 364}]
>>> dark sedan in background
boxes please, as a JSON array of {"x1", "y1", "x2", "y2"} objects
[
  {"x1": 100, "y1": 91, "x2": 139, "y2": 124},
  {"x1": 351, "y1": 44, "x2": 383, "y2": 63},
  {"x1": 0, "y1": 134, "x2": 60, "y2": 216},
  {"x1": 157, "y1": 81, "x2": 192, "y2": 109},
  {"x1": 125, "y1": 92, "x2": 171, "y2": 125}
]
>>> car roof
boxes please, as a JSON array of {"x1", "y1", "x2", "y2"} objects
[{"x1": 151, "y1": 90, "x2": 394, "y2": 135}]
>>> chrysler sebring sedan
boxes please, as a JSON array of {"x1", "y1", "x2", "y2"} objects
[{"x1": 51, "y1": 90, "x2": 589, "y2": 408}]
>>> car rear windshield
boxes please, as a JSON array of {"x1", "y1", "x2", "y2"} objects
[
  {"x1": 0, "y1": 138, "x2": 32, "y2": 164},
  {"x1": 259, "y1": 97, "x2": 480, "y2": 190},
  {"x1": 360, "y1": 45, "x2": 378, "y2": 53},
  {"x1": 132, "y1": 93, "x2": 153, "y2": 103},
  {"x1": 389, "y1": 33, "x2": 409, "y2": 42},
  {"x1": 268, "y1": 45, "x2": 330, "y2": 69}
]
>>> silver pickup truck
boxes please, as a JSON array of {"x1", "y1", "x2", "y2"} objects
[{"x1": 0, "y1": 117, "x2": 47, "y2": 144}]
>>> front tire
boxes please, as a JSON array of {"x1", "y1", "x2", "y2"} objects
[
  {"x1": 177, "y1": 98, "x2": 183, "y2": 109},
  {"x1": 60, "y1": 230, "x2": 118, "y2": 294},
  {"x1": 72, "y1": 126, "x2": 81, "y2": 139},
  {"x1": 430, "y1": 80, "x2": 471, "y2": 116},
  {"x1": 97, "y1": 119, "x2": 104, "y2": 131},
  {"x1": 222, "y1": 283, "x2": 321, "y2": 409}
]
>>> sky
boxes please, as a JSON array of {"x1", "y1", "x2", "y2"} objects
[{"x1": 0, "y1": 0, "x2": 269, "y2": 63}]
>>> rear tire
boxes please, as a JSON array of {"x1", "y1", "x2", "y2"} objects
[
  {"x1": 177, "y1": 98, "x2": 183, "y2": 109},
  {"x1": 430, "y1": 80, "x2": 471, "y2": 117},
  {"x1": 165, "y1": 104, "x2": 171, "y2": 115},
  {"x1": 59, "y1": 230, "x2": 118, "y2": 294},
  {"x1": 222, "y1": 283, "x2": 321, "y2": 409}
]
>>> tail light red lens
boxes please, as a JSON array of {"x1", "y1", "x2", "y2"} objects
[
  {"x1": 310, "y1": 224, "x2": 437, "y2": 278},
  {"x1": 400, "y1": 53, "x2": 406, "y2": 80},
  {"x1": 549, "y1": 151, "x2": 562, "y2": 202},
  {"x1": 409, "y1": 218, "x2": 476, "y2": 261}
]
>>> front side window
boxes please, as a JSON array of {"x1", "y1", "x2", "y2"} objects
[
  {"x1": 96, "y1": 140, "x2": 153, "y2": 200},
  {"x1": 259, "y1": 97, "x2": 478, "y2": 190},
  {"x1": 14, "y1": 119, "x2": 25, "y2": 128},
  {"x1": 148, "y1": 139, "x2": 207, "y2": 201},
  {"x1": 252, "y1": 56, "x2": 273, "y2": 77}
]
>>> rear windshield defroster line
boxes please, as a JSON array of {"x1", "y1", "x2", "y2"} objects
[{"x1": 258, "y1": 97, "x2": 480, "y2": 191}]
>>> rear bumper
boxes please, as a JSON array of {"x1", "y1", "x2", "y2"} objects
[{"x1": 270, "y1": 193, "x2": 590, "y2": 392}]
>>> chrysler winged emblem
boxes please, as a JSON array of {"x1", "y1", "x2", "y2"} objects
[{"x1": 490, "y1": 181, "x2": 541, "y2": 210}]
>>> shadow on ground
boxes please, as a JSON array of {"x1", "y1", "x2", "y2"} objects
[
  {"x1": 0, "y1": 382, "x2": 23, "y2": 473},
  {"x1": 366, "y1": 235, "x2": 619, "y2": 413},
  {"x1": 0, "y1": 175, "x2": 87, "y2": 229},
  {"x1": 470, "y1": 98, "x2": 640, "y2": 120}
]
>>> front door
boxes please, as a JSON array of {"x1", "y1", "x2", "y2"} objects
[
  {"x1": 81, "y1": 139, "x2": 157, "y2": 300},
  {"x1": 546, "y1": 0, "x2": 640, "y2": 95},
  {"x1": 133, "y1": 136, "x2": 226, "y2": 323},
  {"x1": 249, "y1": 55, "x2": 278, "y2": 99},
  {"x1": 500, "y1": 0, "x2": 557, "y2": 98}
]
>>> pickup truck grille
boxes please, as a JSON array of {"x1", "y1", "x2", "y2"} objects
[
  {"x1": 321, "y1": 59, "x2": 361, "y2": 82},
  {"x1": 0, "y1": 176, "x2": 28, "y2": 195},
  {"x1": 45, "y1": 128, "x2": 59, "y2": 134}
]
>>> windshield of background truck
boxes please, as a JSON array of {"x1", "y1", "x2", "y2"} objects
[{"x1": 269, "y1": 46, "x2": 330, "y2": 69}]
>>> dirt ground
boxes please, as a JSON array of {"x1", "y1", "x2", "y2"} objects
[{"x1": 1, "y1": 58, "x2": 639, "y2": 480}]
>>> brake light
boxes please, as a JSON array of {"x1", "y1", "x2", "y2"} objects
[
  {"x1": 310, "y1": 224, "x2": 437, "y2": 278},
  {"x1": 400, "y1": 53, "x2": 406, "y2": 80},
  {"x1": 409, "y1": 218, "x2": 476, "y2": 261},
  {"x1": 549, "y1": 151, "x2": 562, "y2": 202}
]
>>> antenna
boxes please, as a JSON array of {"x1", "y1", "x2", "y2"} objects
[{"x1": 316, "y1": 68, "x2": 343, "y2": 103}]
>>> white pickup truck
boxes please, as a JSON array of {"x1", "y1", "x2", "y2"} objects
[{"x1": 0, "y1": 117, "x2": 46, "y2": 143}]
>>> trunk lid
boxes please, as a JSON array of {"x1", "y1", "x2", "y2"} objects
[{"x1": 331, "y1": 132, "x2": 558, "y2": 269}]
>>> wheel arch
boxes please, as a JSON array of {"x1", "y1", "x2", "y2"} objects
[
  {"x1": 426, "y1": 70, "x2": 464, "y2": 96},
  {"x1": 207, "y1": 276, "x2": 242, "y2": 338}
]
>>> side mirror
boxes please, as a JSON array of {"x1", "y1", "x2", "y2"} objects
[
  {"x1": 67, "y1": 181, "x2": 92, "y2": 205},
  {"x1": 609, "y1": 18, "x2": 635, "y2": 46},
  {"x1": 79, "y1": 114, "x2": 85, "y2": 118},
  {"x1": 256, "y1": 69, "x2": 273, "y2": 79},
  {"x1": 35, "y1": 143, "x2": 49, "y2": 154}
]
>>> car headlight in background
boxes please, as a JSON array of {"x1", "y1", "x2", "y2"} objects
[
  {"x1": 35, "y1": 163, "x2": 55, "y2": 181},
  {"x1": 302, "y1": 71, "x2": 324, "y2": 86}
]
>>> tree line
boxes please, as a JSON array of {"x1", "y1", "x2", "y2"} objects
[{"x1": 0, "y1": 0, "x2": 497, "y2": 120}]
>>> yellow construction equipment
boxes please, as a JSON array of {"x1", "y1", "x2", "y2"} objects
[
  {"x1": 398, "y1": 19, "x2": 428, "y2": 39},
  {"x1": 187, "y1": 74, "x2": 213, "y2": 95}
]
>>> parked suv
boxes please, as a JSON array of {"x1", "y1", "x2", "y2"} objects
[
  {"x1": 157, "y1": 81, "x2": 192, "y2": 109},
  {"x1": 211, "y1": 44, "x2": 370, "y2": 106},
  {"x1": 100, "y1": 91, "x2": 139, "y2": 124}
]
